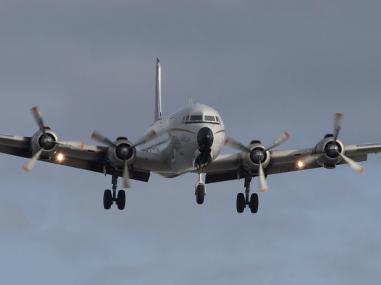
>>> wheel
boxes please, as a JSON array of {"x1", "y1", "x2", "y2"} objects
[
  {"x1": 249, "y1": 193, "x2": 259, "y2": 214},
  {"x1": 236, "y1": 193, "x2": 245, "y2": 213},
  {"x1": 116, "y1": 190, "x2": 126, "y2": 210},
  {"x1": 195, "y1": 184, "x2": 205, "y2": 205},
  {"x1": 103, "y1": 189, "x2": 113, "y2": 210}
]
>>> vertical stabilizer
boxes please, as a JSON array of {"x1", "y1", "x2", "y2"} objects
[{"x1": 154, "y1": 58, "x2": 162, "y2": 121}]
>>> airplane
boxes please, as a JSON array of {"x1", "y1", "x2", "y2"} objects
[{"x1": 1, "y1": 58, "x2": 381, "y2": 214}]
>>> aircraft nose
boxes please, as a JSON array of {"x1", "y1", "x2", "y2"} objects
[{"x1": 197, "y1": 127, "x2": 214, "y2": 150}]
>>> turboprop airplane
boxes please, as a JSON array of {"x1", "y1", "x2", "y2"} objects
[{"x1": 1, "y1": 58, "x2": 381, "y2": 214}]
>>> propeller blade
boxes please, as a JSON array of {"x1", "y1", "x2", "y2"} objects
[
  {"x1": 339, "y1": 153, "x2": 364, "y2": 174},
  {"x1": 31, "y1": 106, "x2": 45, "y2": 133},
  {"x1": 23, "y1": 149, "x2": 43, "y2": 172},
  {"x1": 266, "y1": 131, "x2": 290, "y2": 151},
  {"x1": 258, "y1": 163, "x2": 268, "y2": 192},
  {"x1": 224, "y1": 137, "x2": 251, "y2": 153},
  {"x1": 333, "y1": 113, "x2": 343, "y2": 141},
  {"x1": 140, "y1": 138, "x2": 171, "y2": 151},
  {"x1": 91, "y1": 131, "x2": 116, "y2": 148},
  {"x1": 131, "y1": 129, "x2": 162, "y2": 148},
  {"x1": 122, "y1": 160, "x2": 130, "y2": 189}
]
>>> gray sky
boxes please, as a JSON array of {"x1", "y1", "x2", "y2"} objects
[{"x1": 0, "y1": 1, "x2": 381, "y2": 284}]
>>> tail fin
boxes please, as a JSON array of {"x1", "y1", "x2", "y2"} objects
[{"x1": 154, "y1": 58, "x2": 162, "y2": 121}]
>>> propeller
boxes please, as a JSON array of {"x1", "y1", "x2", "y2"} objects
[
  {"x1": 122, "y1": 159, "x2": 130, "y2": 188},
  {"x1": 339, "y1": 153, "x2": 364, "y2": 174},
  {"x1": 225, "y1": 131, "x2": 290, "y2": 192},
  {"x1": 333, "y1": 112, "x2": 343, "y2": 141},
  {"x1": 300, "y1": 113, "x2": 364, "y2": 174},
  {"x1": 91, "y1": 129, "x2": 164, "y2": 189},
  {"x1": 266, "y1": 132, "x2": 290, "y2": 151},
  {"x1": 23, "y1": 149, "x2": 43, "y2": 172},
  {"x1": 31, "y1": 106, "x2": 46, "y2": 134},
  {"x1": 23, "y1": 106, "x2": 56, "y2": 172},
  {"x1": 91, "y1": 131, "x2": 117, "y2": 148},
  {"x1": 258, "y1": 162, "x2": 268, "y2": 192},
  {"x1": 224, "y1": 137, "x2": 251, "y2": 153}
]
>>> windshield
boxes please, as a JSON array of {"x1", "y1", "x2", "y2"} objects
[{"x1": 184, "y1": 114, "x2": 220, "y2": 124}]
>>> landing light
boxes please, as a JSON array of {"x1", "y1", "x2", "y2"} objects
[
  {"x1": 56, "y1": 153, "x2": 65, "y2": 163},
  {"x1": 296, "y1": 160, "x2": 305, "y2": 169}
]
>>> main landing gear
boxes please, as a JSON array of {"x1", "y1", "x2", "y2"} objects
[
  {"x1": 103, "y1": 175, "x2": 126, "y2": 210},
  {"x1": 236, "y1": 177, "x2": 259, "y2": 214}
]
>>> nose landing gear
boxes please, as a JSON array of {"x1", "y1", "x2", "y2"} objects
[
  {"x1": 236, "y1": 177, "x2": 259, "y2": 214},
  {"x1": 195, "y1": 184, "x2": 206, "y2": 204},
  {"x1": 103, "y1": 175, "x2": 126, "y2": 210},
  {"x1": 195, "y1": 173, "x2": 206, "y2": 205}
]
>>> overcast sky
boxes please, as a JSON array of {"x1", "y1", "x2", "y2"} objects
[{"x1": 0, "y1": 1, "x2": 381, "y2": 284}]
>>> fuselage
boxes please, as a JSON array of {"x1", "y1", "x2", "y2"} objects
[{"x1": 140, "y1": 103, "x2": 225, "y2": 177}]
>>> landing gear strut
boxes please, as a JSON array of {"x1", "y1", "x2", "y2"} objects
[
  {"x1": 236, "y1": 177, "x2": 259, "y2": 214},
  {"x1": 103, "y1": 175, "x2": 126, "y2": 210}
]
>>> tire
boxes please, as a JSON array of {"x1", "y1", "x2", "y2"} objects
[
  {"x1": 116, "y1": 190, "x2": 126, "y2": 210},
  {"x1": 195, "y1": 184, "x2": 205, "y2": 205},
  {"x1": 249, "y1": 193, "x2": 259, "y2": 214},
  {"x1": 236, "y1": 193, "x2": 245, "y2": 213},
  {"x1": 103, "y1": 189, "x2": 113, "y2": 210}
]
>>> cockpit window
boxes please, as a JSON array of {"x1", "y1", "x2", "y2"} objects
[
  {"x1": 204, "y1": 115, "x2": 215, "y2": 122},
  {"x1": 184, "y1": 114, "x2": 220, "y2": 124},
  {"x1": 190, "y1": 115, "x2": 203, "y2": 121}
]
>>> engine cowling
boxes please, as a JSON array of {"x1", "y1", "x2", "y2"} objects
[
  {"x1": 315, "y1": 134, "x2": 345, "y2": 169},
  {"x1": 106, "y1": 137, "x2": 136, "y2": 168},
  {"x1": 245, "y1": 141, "x2": 271, "y2": 169},
  {"x1": 31, "y1": 128, "x2": 58, "y2": 158}
]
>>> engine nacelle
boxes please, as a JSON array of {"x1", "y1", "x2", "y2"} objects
[
  {"x1": 315, "y1": 134, "x2": 345, "y2": 169},
  {"x1": 31, "y1": 128, "x2": 58, "y2": 158},
  {"x1": 244, "y1": 141, "x2": 271, "y2": 169},
  {"x1": 106, "y1": 138, "x2": 136, "y2": 168}
]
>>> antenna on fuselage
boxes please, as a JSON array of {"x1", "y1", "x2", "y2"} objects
[{"x1": 154, "y1": 57, "x2": 162, "y2": 121}]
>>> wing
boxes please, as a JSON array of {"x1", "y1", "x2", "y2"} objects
[
  {"x1": 205, "y1": 143, "x2": 381, "y2": 183},
  {"x1": 0, "y1": 134, "x2": 163, "y2": 182}
]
